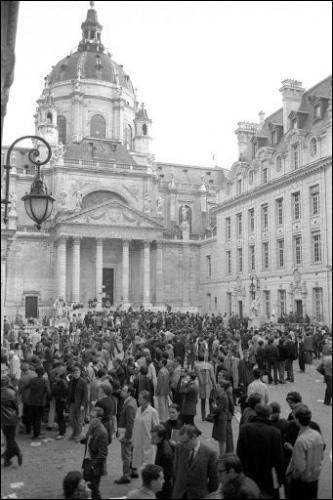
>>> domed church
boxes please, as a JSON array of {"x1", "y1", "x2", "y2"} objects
[{"x1": 2, "y1": 2, "x2": 224, "y2": 319}]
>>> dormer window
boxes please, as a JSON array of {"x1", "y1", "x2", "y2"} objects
[
  {"x1": 276, "y1": 156, "x2": 282, "y2": 172},
  {"x1": 249, "y1": 170, "x2": 254, "y2": 185},
  {"x1": 314, "y1": 103, "x2": 322, "y2": 120},
  {"x1": 142, "y1": 124, "x2": 148, "y2": 136},
  {"x1": 236, "y1": 177, "x2": 242, "y2": 195},
  {"x1": 292, "y1": 143, "x2": 300, "y2": 169},
  {"x1": 272, "y1": 130, "x2": 278, "y2": 145},
  {"x1": 47, "y1": 112, "x2": 53, "y2": 124},
  {"x1": 262, "y1": 168, "x2": 268, "y2": 184},
  {"x1": 291, "y1": 117, "x2": 297, "y2": 129},
  {"x1": 310, "y1": 137, "x2": 317, "y2": 156}
]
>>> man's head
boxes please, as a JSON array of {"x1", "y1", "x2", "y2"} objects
[
  {"x1": 141, "y1": 464, "x2": 164, "y2": 494},
  {"x1": 254, "y1": 403, "x2": 272, "y2": 419},
  {"x1": 178, "y1": 424, "x2": 201, "y2": 451},
  {"x1": 72, "y1": 365, "x2": 81, "y2": 379},
  {"x1": 151, "y1": 424, "x2": 168, "y2": 445},
  {"x1": 217, "y1": 454, "x2": 243, "y2": 488},
  {"x1": 247, "y1": 392, "x2": 262, "y2": 409},
  {"x1": 252, "y1": 368, "x2": 261, "y2": 380},
  {"x1": 138, "y1": 390, "x2": 151, "y2": 407},
  {"x1": 286, "y1": 391, "x2": 302, "y2": 410},
  {"x1": 294, "y1": 404, "x2": 312, "y2": 428}
]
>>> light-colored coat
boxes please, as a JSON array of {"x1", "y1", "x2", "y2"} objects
[
  {"x1": 132, "y1": 404, "x2": 159, "y2": 469},
  {"x1": 194, "y1": 361, "x2": 216, "y2": 399}
]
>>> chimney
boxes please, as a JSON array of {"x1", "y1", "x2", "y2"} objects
[
  {"x1": 279, "y1": 79, "x2": 305, "y2": 133},
  {"x1": 234, "y1": 122, "x2": 258, "y2": 162}
]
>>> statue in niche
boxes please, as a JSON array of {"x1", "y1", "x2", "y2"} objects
[
  {"x1": 58, "y1": 191, "x2": 68, "y2": 208},
  {"x1": 180, "y1": 205, "x2": 189, "y2": 222},
  {"x1": 156, "y1": 196, "x2": 164, "y2": 215},
  {"x1": 73, "y1": 189, "x2": 83, "y2": 209},
  {"x1": 143, "y1": 193, "x2": 152, "y2": 213}
]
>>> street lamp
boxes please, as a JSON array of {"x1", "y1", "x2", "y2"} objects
[{"x1": 1, "y1": 135, "x2": 55, "y2": 230}]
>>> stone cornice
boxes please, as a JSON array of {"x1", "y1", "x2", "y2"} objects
[{"x1": 213, "y1": 156, "x2": 331, "y2": 213}]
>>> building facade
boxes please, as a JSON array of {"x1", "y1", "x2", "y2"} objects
[
  {"x1": 209, "y1": 78, "x2": 332, "y2": 325},
  {"x1": 1, "y1": 3, "x2": 332, "y2": 325},
  {"x1": 1, "y1": 3, "x2": 224, "y2": 320}
]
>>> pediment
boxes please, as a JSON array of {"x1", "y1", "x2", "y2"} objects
[{"x1": 57, "y1": 200, "x2": 164, "y2": 229}]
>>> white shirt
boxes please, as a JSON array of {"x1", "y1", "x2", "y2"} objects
[{"x1": 247, "y1": 379, "x2": 269, "y2": 404}]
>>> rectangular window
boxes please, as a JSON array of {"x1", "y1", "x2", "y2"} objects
[
  {"x1": 248, "y1": 208, "x2": 255, "y2": 233},
  {"x1": 249, "y1": 245, "x2": 255, "y2": 271},
  {"x1": 276, "y1": 198, "x2": 283, "y2": 226},
  {"x1": 226, "y1": 217, "x2": 231, "y2": 240},
  {"x1": 264, "y1": 290, "x2": 271, "y2": 318},
  {"x1": 226, "y1": 251, "x2": 232, "y2": 275},
  {"x1": 312, "y1": 232, "x2": 321, "y2": 263},
  {"x1": 292, "y1": 144, "x2": 299, "y2": 169},
  {"x1": 236, "y1": 213, "x2": 242, "y2": 237},
  {"x1": 278, "y1": 290, "x2": 286, "y2": 317},
  {"x1": 294, "y1": 236, "x2": 302, "y2": 265},
  {"x1": 261, "y1": 204, "x2": 269, "y2": 230},
  {"x1": 226, "y1": 292, "x2": 232, "y2": 315},
  {"x1": 313, "y1": 288, "x2": 323, "y2": 321},
  {"x1": 237, "y1": 248, "x2": 243, "y2": 273},
  {"x1": 310, "y1": 185, "x2": 320, "y2": 216},
  {"x1": 292, "y1": 192, "x2": 301, "y2": 220},
  {"x1": 263, "y1": 242, "x2": 269, "y2": 270},
  {"x1": 262, "y1": 168, "x2": 268, "y2": 184},
  {"x1": 277, "y1": 239, "x2": 284, "y2": 268},
  {"x1": 237, "y1": 178, "x2": 242, "y2": 195},
  {"x1": 206, "y1": 255, "x2": 212, "y2": 278}
]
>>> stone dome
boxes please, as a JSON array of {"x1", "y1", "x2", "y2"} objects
[
  {"x1": 48, "y1": 2, "x2": 134, "y2": 93},
  {"x1": 49, "y1": 51, "x2": 134, "y2": 92}
]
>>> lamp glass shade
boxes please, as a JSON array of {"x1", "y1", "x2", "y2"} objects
[{"x1": 22, "y1": 193, "x2": 55, "y2": 227}]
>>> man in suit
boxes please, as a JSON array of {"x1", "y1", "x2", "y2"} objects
[
  {"x1": 67, "y1": 365, "x2": 88, "y2": 442},
  {"x1": 172, "y1": 424, "x2": 218, "y2": 499},
  {"x1": 178, "y1": 371, "x2": 198, "y2": 425},
  {"x1": 236, "y1": 403, "x2": 284, "y2": 497},
  {"x1": 114, "y1": 384, "x2": 138, "y2": 484}
]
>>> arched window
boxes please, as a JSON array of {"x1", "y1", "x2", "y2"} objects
[
  {"x1": 179, "y1": 205, "x2": 192, "y2": 233},
  {"x1": 276, "y1": 155, "x2": 282, "y2": 172},
  {"x1": 47, "y1": 112, "x2": 53, "y2": 124},
  {"x1": 292, "y1": 143, "x2": 300, "y2": 169},
  {"x1": 90, "y1": 114, "x2": 106, "y2": 138},
  {"x1": 142, "y1": 123, "x2": 148, "y2": 136},
  {"x1": 57, "y1": 115, "x2": 67, "y2": 145},
  {"x1": 124, "y1": 124, "x2": 133, "y2": 150},
  {"x1": 310, "y1": 137, "x2": 317, "y2": 156}
]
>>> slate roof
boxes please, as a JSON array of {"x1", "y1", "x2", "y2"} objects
[{"x1": 64, "y1": 139, "x2": 137, "y2": 165}]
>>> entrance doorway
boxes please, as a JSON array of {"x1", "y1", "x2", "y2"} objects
[
  {"x1": 103, "y1": 268, "x2": 114, "y2": 306},
  {"x1": 295, "y1": 299, "x2": 303, "y2": 320},
  {"x1": 25, "y1": 296, "x2": 38, "y2": 319},
  {"x1": 238, "y1": 301, "x2": 243, "y2": 319}
]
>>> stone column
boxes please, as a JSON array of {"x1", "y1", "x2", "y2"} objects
[
  {"x1": 122, "y1": 239, "x2": 130, "y2": 307},
  {"x1": 95, "y1": 239, "x2": 103, "y2": 308},
  {"x1": 56, "y1": 236, "x2": 67, "y2": 300},
  {"x1": 155, "y1": 241, "x2": 163, "y2": 305},
  {"x1": 72, "y1": 237, "x2": 81, "y2": 303},
  {"x1": 143, "y1": 241, "x2": 151, "y2": 307}
]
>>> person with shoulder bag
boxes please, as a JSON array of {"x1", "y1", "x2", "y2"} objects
[{"x1": 81, "y1": 407, "x2": 108, "y2": 500}]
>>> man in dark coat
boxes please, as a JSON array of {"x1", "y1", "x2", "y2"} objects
[
  {"x1": 114, "y1": 384, "x2": 138, "y2": 484},
  {"x1": 264, "y1": 338, "x2": 279, "y2": 384},
  {"x1": 236, "y1": 403, "x2": 284, "y2": 497},
  {"x1": 172, "y1": 425, "x2": 218, "y2": 499},
  {"x1": 178, "y1": 371, "x2": 198, "y2": 425},
  {"x1": 67, "y1": 365, "x2": 88, "y2": 442}
]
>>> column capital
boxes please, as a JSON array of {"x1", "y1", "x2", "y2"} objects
[
  {"x1": 122, "y1": 239, "x2": 131, "y2": 247},
  {"x1": 96, "y1": 238, "x2": 104, "y2": 245},
  {"x1": 72, "y1": 236, "x2": 81, "y2": 245},
  {"x1": 156, "y1": 240, "x2": 163, "y2": 249},
  {"x1": 143, "y1": 240, "x2": 152, "y2": 248},
  {"x1": 56, "y1": 235, "x2": 68, "y2": 245}
]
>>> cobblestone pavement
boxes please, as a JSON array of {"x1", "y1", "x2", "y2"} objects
[{"x1": 1, "y1": 359, "x2": 331, "y2": 499}]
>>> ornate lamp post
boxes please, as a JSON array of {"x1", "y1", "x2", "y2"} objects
[{"x1": 1, "y1": 135, "x2": 55, "y2": 229}]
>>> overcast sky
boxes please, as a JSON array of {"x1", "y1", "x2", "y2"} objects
[{"x1": 3, "y1": 0, "x2": 332, "y2": 168}]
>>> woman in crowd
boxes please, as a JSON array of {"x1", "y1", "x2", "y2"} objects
[
  {"x1": 162, "y1": 403, "x2": 183, "y2": 445},
  {"x1": 151, "y1": 424, "x2": 174, "y2": 499},
  {"x1": 211, "y1": 376, "x2": 234, "y2": 457},
  {"x1": 95, "y1": 381, "x2": 117, "y2": 444},
  {"x1": 239, "y1": 392, "x2": 262, "y2": 426}
]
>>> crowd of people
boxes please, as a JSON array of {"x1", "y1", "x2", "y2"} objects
[{"x1": 1, "y1": 306, "x2": 332, "y2": 499}]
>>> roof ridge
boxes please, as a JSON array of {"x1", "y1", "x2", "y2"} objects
[{"x1": 303, "y1": 75, "x2": 332, "y2": 95}]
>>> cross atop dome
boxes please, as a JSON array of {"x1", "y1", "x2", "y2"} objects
[{"x1": 78, "y1": 1, "x2": 104, "y2": 53}]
